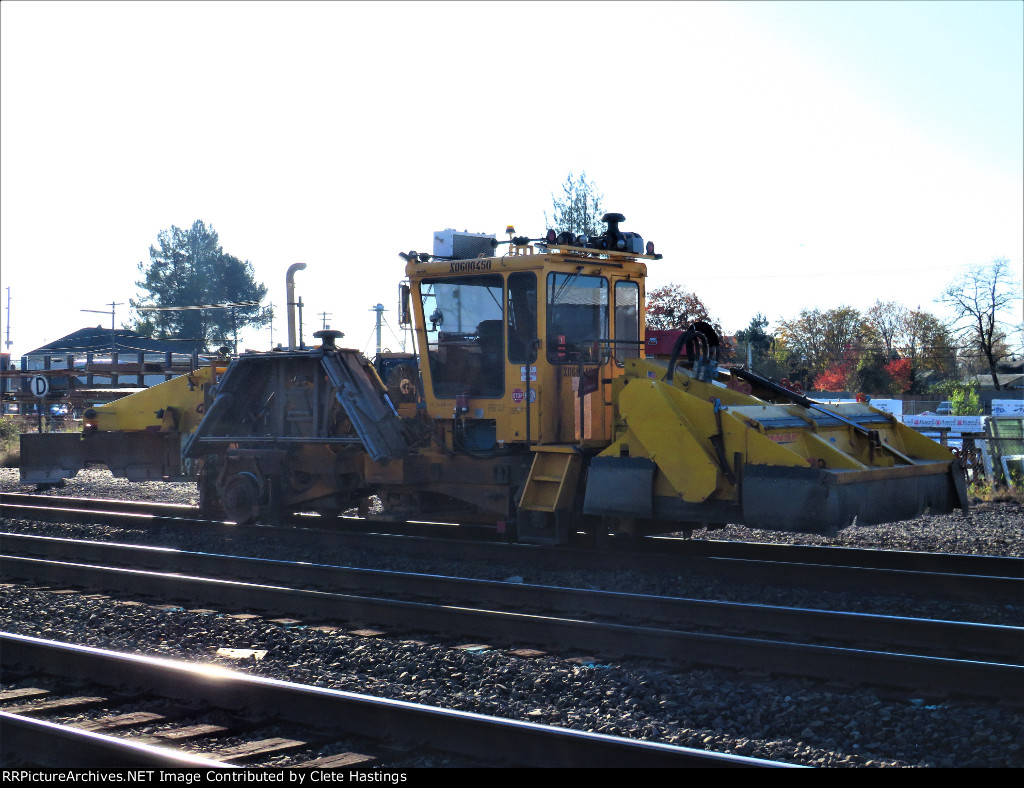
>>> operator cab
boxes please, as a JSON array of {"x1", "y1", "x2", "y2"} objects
[{"x1": 402, "y1": 214, "x2": 659, "y2": 453}]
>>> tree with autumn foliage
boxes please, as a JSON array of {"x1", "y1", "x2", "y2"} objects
[
  {"x1": 645, "y1": 283, "x2": 731, "y2": 357},
  {"x1": 813, "y1": 345, "x2": 915, "y2": 395},
  {"x1": 646, "y1": 283, "x2": 718, "y2": 331},
  {"x1": 901, "y1": 308, "x2": 958, "y2": 390},
  {"x1": 863, "y1": 300, "x2": 957, "y2": 392},
  {"x1": 812, "y1": 359, "x2": 854, "y2": 392},
  {"x1": 776, "y1": 306, "x2": 868, "y2": 383},
  {"x1": 884, "y1": 358, "x2": 913, "y2": 393},
  {"x1": 865, "y1": 300, "x2": 906, "y2": 359}
]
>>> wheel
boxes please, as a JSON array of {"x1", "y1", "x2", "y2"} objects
[
  {"x1": 220, "y1": 472, "x2": 261, "y2": 524},
  {"x1": 516, "y1": 509, "x2": 569, "y2": 545}
]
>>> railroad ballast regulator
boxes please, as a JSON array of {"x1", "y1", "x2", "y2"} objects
[{"x1": 21, "y1": 213, "x2": 968, "y2": 544}]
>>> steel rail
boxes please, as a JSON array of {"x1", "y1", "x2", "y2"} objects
[
  {"x1": 0, "y1": 711, "x2": 235, "y2": 768},
  {"x1": 2, "y1": 497, "x2": 1020, "y2": 603},
  {"x1": 2, "y1": 532, "x2": 1020, "y2": 661},
  {"x1": 644, "y1": 535, "x2": 1023, "y2": 578},
  {"x1": 2, "y1": 554, "x2": 1022, "y2": 702},
  {"x1": 0, "y1": 633, "x2": 785, "y2": 768},
  {"x1": 0, "y1": 496, "x2": 505, "y2": 542},
  {"x1": 3, "y1": 491, "x2": 1019, "y2": 578},
  {"x1": 0, "y1": 493, "x2": 196, "y2": 517}
]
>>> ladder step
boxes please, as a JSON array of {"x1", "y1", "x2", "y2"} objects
[{"x1": 519, "y1": 450, "x2": 583, "y2": 513}]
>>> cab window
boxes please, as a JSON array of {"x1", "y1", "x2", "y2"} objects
[
  {"x1": 420, "y1": 275, "x2": 504, "y2": 398},
  {"x1": 614, "y1": 281, "x2": 640, "y2": 364},
  {"x1": 507, "y1": 272, "x2": 537, "y2": 364},
  {"x1": 546, "y1": 272, "x2": 608, "y2": 364}
]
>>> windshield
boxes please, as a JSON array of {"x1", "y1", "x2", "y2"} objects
[{"x1": 420, "y1": 275, "x2": 504, "y2": 398}]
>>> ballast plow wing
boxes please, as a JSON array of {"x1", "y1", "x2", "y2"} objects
[{"x1": 584, "y1": 361, "x2": 968, "y2": 534}]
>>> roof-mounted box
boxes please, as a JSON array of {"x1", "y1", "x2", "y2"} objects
[{"x1": 433, "y1": 229, "x2": 496, "y2": 260}]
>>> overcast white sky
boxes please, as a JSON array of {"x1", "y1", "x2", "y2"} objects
[{"x1": 1, "y1": 0, "x2": 1021, "y2": 359}]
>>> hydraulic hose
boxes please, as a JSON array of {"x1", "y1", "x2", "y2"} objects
[{"x1": 662, "y1": 329, "x2": 704, "y2": 384}]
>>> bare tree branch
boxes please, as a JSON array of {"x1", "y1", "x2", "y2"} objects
[{"x1": 939, "y1": 258, "x2": 1020, "y2": 390}]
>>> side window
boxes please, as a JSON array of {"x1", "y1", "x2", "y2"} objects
[
  {"x1": 507, "y1": 272, "x2": 537, "y2": 363},
  {"x1": 614, "y1": 281, "x2": 640, "y2": 364},
  {"x1": 546, "y1": 272, "x2": 608, "y2": 364}
]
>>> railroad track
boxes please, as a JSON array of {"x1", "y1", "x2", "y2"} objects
[
  {"x1": 1, "y1": 633, "x2": 780, "y2": 768},
  {"x1": 2, "y1": 493, "x2": 1021, "y2": 602},
  {"x1": 3, "y1": 532, "x2": 1022, "y2": 703}
]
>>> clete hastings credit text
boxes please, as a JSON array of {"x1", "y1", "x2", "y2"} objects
[{"x1": 2, "y1": 772, "x2": 409, "y2": 784}]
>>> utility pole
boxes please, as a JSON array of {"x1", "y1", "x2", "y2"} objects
[
  {"x1": 297, "y1": 296, "x2": 305, "y2": 349},
  {"x1": 319, "y1": 311, "x2": 333, "y2": 330},
  {"x1": 370, "y1": 303, "x2": 386, "y2": 358},
  {"x1": 268, "y1": 302, "x2": 276, "y2": 348},
  {"x1": 4, "y1": 287, "x2": 11, "y2": 350},
  {"x1": 82, "y1": 302, "x2": 123, "y2": 352}
]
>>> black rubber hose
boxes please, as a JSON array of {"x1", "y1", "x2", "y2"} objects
[{"x1": 663, "y1": 329, "x2": 703, "y2": 384}]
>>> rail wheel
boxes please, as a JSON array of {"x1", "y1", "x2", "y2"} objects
[
  {"x1": 516, "y1": 509, "x2": 569, "y2": 545},
  {"x1": 220, "y1": 472, "x2": 261, "y2": 524}
]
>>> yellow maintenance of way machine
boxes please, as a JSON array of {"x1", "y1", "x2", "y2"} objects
[{"x1": 20, "y1": 213, "x2": 968, "y2": 544}]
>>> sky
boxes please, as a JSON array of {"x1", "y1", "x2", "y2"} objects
[{"x1": 1, "y1": 0, "x2": 1022, "y2": 360}]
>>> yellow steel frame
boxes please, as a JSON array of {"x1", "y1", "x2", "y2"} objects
[{"x1": 88, "y1": 366, "x2": 222, "y2": 434}]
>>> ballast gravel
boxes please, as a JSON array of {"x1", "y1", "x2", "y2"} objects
[{"x1": 1, "y1": 468, "x2": 1022, "y2": 768}]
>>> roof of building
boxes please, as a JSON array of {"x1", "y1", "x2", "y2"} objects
[
  {"x1": 24, "y1": 327, "x2": 204, "y2": 356},
  {"x1": 974, "y1": 372, "x2": 1024, "y2": 389}
]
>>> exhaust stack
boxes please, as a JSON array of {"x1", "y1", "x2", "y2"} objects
[{"x1": 286, "y1": 263, "x2": 307, "y2": 350}]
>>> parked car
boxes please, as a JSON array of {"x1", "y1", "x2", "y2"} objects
[{"x1": 937, "y1": 401, "x2": 952, "y2": 416}]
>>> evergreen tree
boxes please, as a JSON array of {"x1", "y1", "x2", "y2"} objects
[
  {"x1": 130, "y1": 220, "x2": 270, "y2": 350},
  {"x1": 544, "y1": 171, "x2": 606, "y2": 236},
  {"x1": 735, "y1": 313, "x2": 773, "y2": 368}
]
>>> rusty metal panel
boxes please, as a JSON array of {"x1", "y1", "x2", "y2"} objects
[
  {"x1": 19, "y1": 431, "x2": 186, "y2": 485},
  {"x1": 18, "y1": 433, "x2": 85, "y2": 484}
]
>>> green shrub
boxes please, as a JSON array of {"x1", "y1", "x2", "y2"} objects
[
  {"x1": 968, "y1": 479, "x2": 1024, "y2": 503},
  {"x1": 0, "y1": 415, "x2": 18, "y2": 449},
  {"x1": 0, "y1": 415, "x2": 19, "y2": 466},
  {"x1": 932, "y1": 380, "x2": 982, "y2": 416}
]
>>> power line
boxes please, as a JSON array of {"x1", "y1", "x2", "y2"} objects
[
  {"x1": 134, "y1": 301, "x2": 260, "y2": 311},
  {"x1": 687, "y1": 264, "x2": 972, "y2": 281},
  {"x1": 81, "y1": 302, "x2": 123, "y2": 352}
]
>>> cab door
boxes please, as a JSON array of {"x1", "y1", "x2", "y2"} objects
[
  {"x1": 504, "y1": 271, "x2": 541, "y2": 444},
  {"x1": 543, "y1": 270, "x2": 613, "y2": 446}
]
